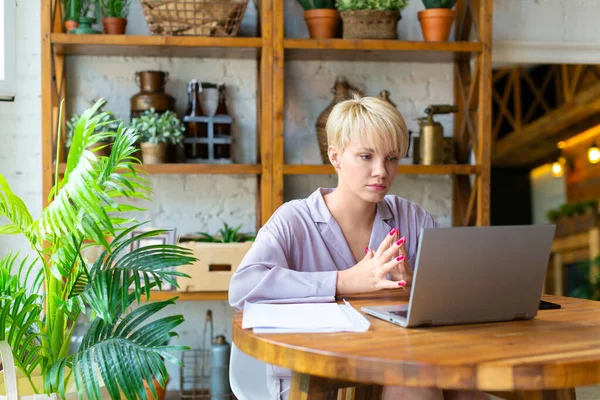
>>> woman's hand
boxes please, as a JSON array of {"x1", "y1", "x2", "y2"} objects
[
  {"x1": 336, "y1": 228, "x2": 408, "y2": 295},
  {"x1": 386, "y1": 231, "x2": 413, "y2": 292}
]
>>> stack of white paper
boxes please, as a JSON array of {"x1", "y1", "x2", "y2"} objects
[{"x1": 242, "y1": 300, "x2": 371, "y2": 333}]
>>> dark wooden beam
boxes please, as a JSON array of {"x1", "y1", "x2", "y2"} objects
[
  {"x1": 493, "y1": 81, "x2": 600, "y2": 166},
  {"x1": 494, "y1": 114, "x2": 600, "y2": 167}
]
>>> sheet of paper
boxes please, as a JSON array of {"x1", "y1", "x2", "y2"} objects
[{"x1": 242, "y1": 301, "x2": 370, "y2": 334}]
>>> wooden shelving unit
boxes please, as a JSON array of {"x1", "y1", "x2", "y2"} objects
[
  {"x1": 284, "y1": 39, "x2": 483, "y2": 62},
  {"x1": 41, "y1": 0, "x2": 492, "y2": 299},
  {"x1": 51, "y1": 33, "x2": 262, "y2": 58},
  {"x1": 57, "y1": 162, "x2": 262, "y2": 175},
  {"x1": 140, "y1": 291, "x2": 229, "y2": 302},
  {"x1": 283, "y1": 164, "x2": 482, "y2": 175}
]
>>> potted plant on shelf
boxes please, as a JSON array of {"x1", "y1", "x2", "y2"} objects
[
  {"x1": 69, "y1": 0, "x2": 102, "y2": 34},
  {"x1": 0, "y1": 99, "x2": 195, "y2": 400},
  {"x1": 296, "y1": 0, "x2": 339, "y2": 39},
  {"x1": 335, "y1": 0, "x2": 409, "y2": 40},
  {"x1": 131, "y1": 109, "x2": 185, "y2": 165},
  {"x1": 177, "y1": 223, "x2": 255, "y2": 292},
  {"x1": 65, "y1": 101, "x2": 123, "y2": 157},
  {"x1": 62, "y1": 0, "x2": 82, "y2": 32},
  {"x1": 97, "y1": 0, "x2": 132, "y2": 34},
  {"x1": 418, "y1": 0, "x2": 456, "y2": 42}
]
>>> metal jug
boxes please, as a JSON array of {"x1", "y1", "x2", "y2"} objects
[{"x1": 417, "y1": 105, "x2": 458, "y2": 165}]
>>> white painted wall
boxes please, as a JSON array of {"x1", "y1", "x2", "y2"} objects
[
  {"x1": 1, "y1": 0, "x2": 590, "y2": 392},
  {"x1": 530, "y1": 164, "x2": 566, "y2": 226}
]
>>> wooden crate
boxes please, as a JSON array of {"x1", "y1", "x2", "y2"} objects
[{"x1": 176, "y1": 242, "x2": 253, "y2": 291}]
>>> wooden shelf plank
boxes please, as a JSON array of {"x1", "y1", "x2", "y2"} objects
[
  {"x1": 51, "y1": 34, "x2": 262, "y2": 58},
  {"x1": 140, "y1": 291, "x2": 228, "y2": 301},
  {"x1": 57, "y1": 163, "x2": 261, "y2": 175},
  {"x1": 283, "y1": 164, "x2": 481, "y2": 175},
  {"x1": 284, "y1": 39, "x2": 483, "y2": 62}
]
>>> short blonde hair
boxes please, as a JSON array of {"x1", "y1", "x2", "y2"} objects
[{"x1": 326, "y1": 95, "x2": 409, "y2": 157}]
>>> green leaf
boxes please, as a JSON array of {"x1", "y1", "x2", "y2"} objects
[
  {"x1": 47, "y1": 298, "x2": 187, "y2": 400},
  {"x1": 0, "y1": 174, "x2": 35, "y2": 243}
]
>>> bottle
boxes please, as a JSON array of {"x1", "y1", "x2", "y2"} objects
[
  {"x1": 184, "y1": 79, "x2": 208, "y2": 160},
  {"x1": 214, "y1": 83, "x2": 231, "y2": 160},
  {"x1": 379, "y1": 90, "x2": 397, "y2": 108},
  {"x1": 210, "y1": 335, "x2": 231, "y2": 400}
]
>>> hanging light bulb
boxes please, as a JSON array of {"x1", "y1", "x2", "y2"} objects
[
  {"x1": 551, "y1": 160, "x2": 563, "y2": 178},
  {"x1": 588, "y1": 141, "x2": 600, "y2": 164}
]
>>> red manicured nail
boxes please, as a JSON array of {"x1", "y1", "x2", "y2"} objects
[
  {"x1": 396, "y1": 237, "x2": 405, "y2": 246},
  {"x1": 365, "y1": 247, "x2": 369, "y2": 254},
  {"x1": 396, "y1": 255, "x2": 405, "y2": 262},
  {"x1": 398, "y1": 281, "x2": 406, "y2": 287},
  {"x1": 388, "y1": 228, "x2": 397, "y2": 236}
]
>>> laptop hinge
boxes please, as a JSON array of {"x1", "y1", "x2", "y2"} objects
[
  {"x1": 419, "y1": 320, "x2": 433, "y2": 327},
  {"x1": 513, "y1": 313, "x2": 528, "y2": 320}
]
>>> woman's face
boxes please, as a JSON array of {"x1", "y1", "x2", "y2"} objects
[{"x1": 331, "y1": 140, "x2": 400, "y2": 203}]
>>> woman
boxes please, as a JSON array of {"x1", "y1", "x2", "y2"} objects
[{"x1": 229, "y1": 96, "x2": 488, "y2": 400}]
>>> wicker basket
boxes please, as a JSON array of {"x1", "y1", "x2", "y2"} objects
[
  {"x1": 141, "y1": 0, "x2": 248, "y2": 36},
  {"x1": 340, "y1": 10, "x2": 400, "y2": 40}
]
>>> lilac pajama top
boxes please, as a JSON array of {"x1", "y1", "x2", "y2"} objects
[{"x1": 229, "y1": 188, "x2": 436, "y2": 399}]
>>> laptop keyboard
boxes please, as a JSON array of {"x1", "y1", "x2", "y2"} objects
[{"x1": 390, "y1": 310, "x2": 408, "y2": 318}]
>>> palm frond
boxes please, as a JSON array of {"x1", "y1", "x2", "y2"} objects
[
  {"x1": 0, "y1": 253, "x2": 42, "y2": 297},
  {"x1": 46, "y1": 298, "x2": 187, "y2": 400},
  {"x1": 35, "y1": 102, "x2": 151, "y2": 250},
  {"x1": 82, "y1": 228, "x2": 194, "y2": 323},
  {"x1": 0, "y1": 174, "x2": 35, "y2": 243},
  {"x1": 0, "y1": 290, "x2": 48, "y2": 378}
]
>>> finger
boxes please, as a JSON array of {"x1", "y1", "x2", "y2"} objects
[
  {"x1": 376, "y1": 227, "x2": 398, "y2": 257},
  {"x1": 376, "y1": 279, "x2": 408, "y2": 290},
  {"x1": 363, "y1": 247, "x2": 374, "y2": 260},
  {"x1": 381, "y1": 255, "x2": 407, "y2": 276},
  {"x1": 382, "y1": 236, "x2": 407, "y2": 261}
]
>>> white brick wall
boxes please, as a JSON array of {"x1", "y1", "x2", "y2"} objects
[{"x1": 2, "y1": 0, "x2": 594, "y2": 391}]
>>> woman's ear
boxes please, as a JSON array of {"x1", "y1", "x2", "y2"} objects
[{"x1": 328, "y1": 145, "x2": 340, "y2": 168}]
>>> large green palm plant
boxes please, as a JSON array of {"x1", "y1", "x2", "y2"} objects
[{"x1": 0, "y1": 100, "x2": 195, "y2": 399}]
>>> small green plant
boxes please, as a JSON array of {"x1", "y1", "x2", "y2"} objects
[
  {"x1": 63, "y1": 0, "x2": 82, "y2": 20},
  {"x1": 559, "y1": 203, "x2": 576, "y2": 218},
  {"x1": 65, "y1": 102, "x2": 122, "y2": 148},
  {"x1": 64, "y1": 0, "x2": 95, "y2": 19},
  {"x1": 546, "y1": 209, "x2": 561, "y2": 223},
  {"x1": 97, "y1": 0, "x2": 133, "y2": 18},
  {"x1": 586, "y1": 199, "x2": 599, "y2": 212},
  {"x1": 192, "y1": 223, "x2": 255, "y2": 243},
  {"x1": 336, "y1": 0, "x2": 409, "y2": 11},
  {"x1": 422, "y1": 0, "x2": 456, "y2": 8},
  {"x1": 296, "y1": 0, "x2": 336, "y2": 10},
  {"x1": 569, "y1": 256, "x2": 600, "y2": 301},
  {"x1": 131, "y1": 109, "x2": 185, "y2": 145}
]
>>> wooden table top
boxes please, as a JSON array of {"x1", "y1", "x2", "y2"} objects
[{"x1": 232, "y1": 291, "x2": 600, "y2": 391}]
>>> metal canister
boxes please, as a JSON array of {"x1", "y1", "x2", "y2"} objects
[
  {"x1": 418, "y1": 115, "x2": 444, "y2": 165},
  {"x1": 210, "y1": 335, "x2": 231, "y2": 400}
]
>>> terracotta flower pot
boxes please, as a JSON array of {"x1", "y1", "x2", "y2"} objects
[
  {"x1": 102, "y1": 17, "x2": 127, "y2": 35},
  {"x1": 65, "y1": 20, "x2": 79, "y2": 33},
  {"x1": 304, "y1": 9, "x2": 339, "y2": 39},
  {"x1": 141, "y1": 143, "x2": 168, "y2": 164},
  {"x1": 418, "y1": 8, "x2": 455, "y2": 42},
  {"x1": 144, "y1": 377, "x2": 168, "y2": 400}
]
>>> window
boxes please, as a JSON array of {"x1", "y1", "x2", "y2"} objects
[{"x1": 0, "y1": 0, "x2": 15, "y2": 101}]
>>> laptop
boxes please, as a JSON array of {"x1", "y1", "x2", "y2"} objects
[{"x1": 362, "y1": 225, "x2": 556, "y2": 328}]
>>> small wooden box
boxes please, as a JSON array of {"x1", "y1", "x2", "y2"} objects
[{"x1": 176, "y1": 241, "x2": 253, "y2": 292}]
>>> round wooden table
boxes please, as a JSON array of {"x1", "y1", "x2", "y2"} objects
[{"x1": 232, "y1": 291, "x2": 600, "y2": 400}]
